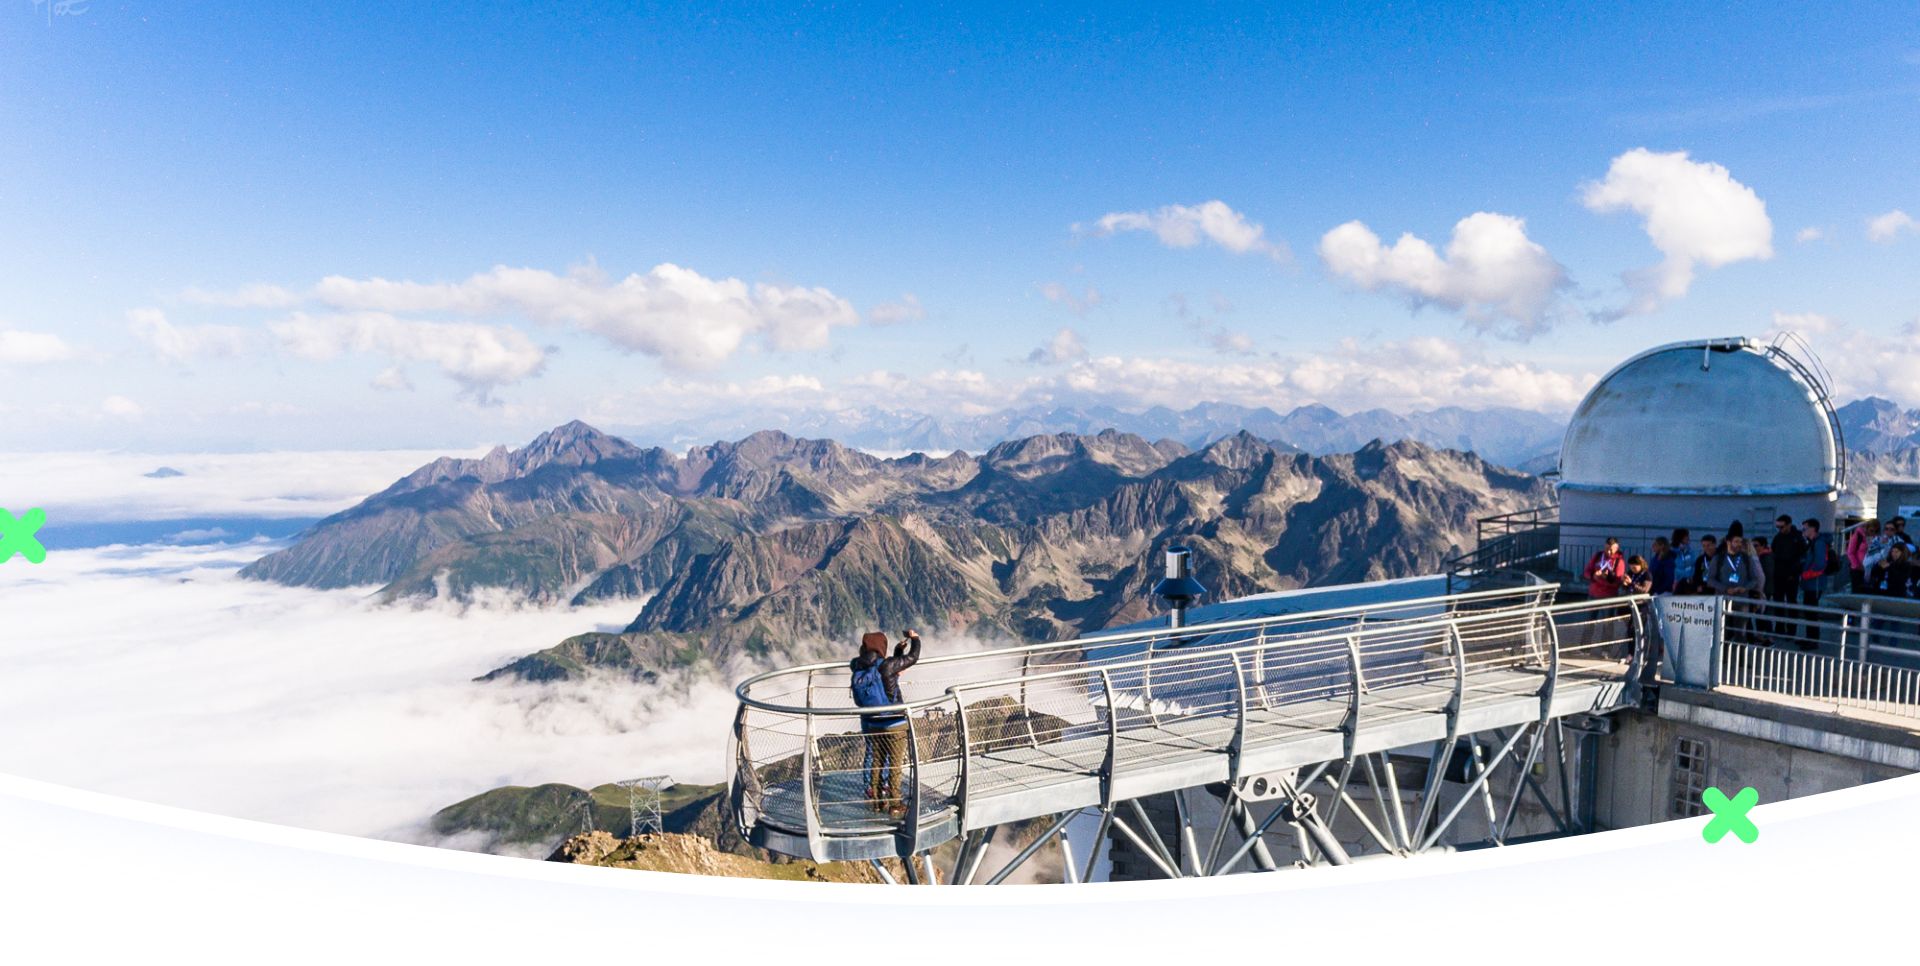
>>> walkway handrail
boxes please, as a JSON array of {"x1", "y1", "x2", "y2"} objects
[
  {"x1": 732, "y1": 592, "x2": 1645, "y2": 855},
  {"x1": 736, "y1": 581, "x2": 1555, "y2": 715}
]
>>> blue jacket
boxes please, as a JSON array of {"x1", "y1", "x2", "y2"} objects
[
  {"x1": 850, "y1": 635, "x2": 921, "y2": 730},
  {"x1": 1650, "y1": 552, "x2": 1677, "y2": 595}
]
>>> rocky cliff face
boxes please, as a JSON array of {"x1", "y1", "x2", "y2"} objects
[
  {"x1": 245, "y1": 421, "x2": 1553, "y2": 679},
  {"x1": 548, "y1": 830, "x2": 892, "y2": 882}
]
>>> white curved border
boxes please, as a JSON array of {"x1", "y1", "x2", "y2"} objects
[{"x1": 3, "y1": 770, "x2": 1915, "y2": 959}]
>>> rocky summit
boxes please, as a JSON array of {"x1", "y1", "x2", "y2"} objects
[{"x1": 243, "y1": 422, "x2": 1552, "y2": 680}]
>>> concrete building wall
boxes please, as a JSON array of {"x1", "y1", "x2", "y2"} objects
[
  {"x1": 1560, "y1": 491, "x2": 1835, "y2": 539},
  {"x1": 1593, "y1": 706, "x2": 1909, "y2": 830}
]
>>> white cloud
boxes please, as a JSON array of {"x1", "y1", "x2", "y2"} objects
[
  {"x1": 183, "y1": 263, "x2": 861, "y2": 371},
  {"x1": 869, "y1": 294, "x2": 925, "y2": 326},
  {"x1": 818, "y1": 339, "x2": 1592, "y2": 418},
  {"x1": 0, "y1": 328, "x2": 77, "y2": 365},
  {"x1": 101, "y1": 395, "x2": 144, "y2": 419},
  {"x1": 1038, "y1": 282, "x2": 1103, "y2": 315},
  {"x1": 270, "y1": 311, "x2": 547, "y2": 400},
  {"x1": 1026, "y1": 327, "x2": 1089, "y2": 365},
  {"x1": 127, "y1": 307, "x2": 254, "y2": 363},
  {"x1": 1078, "y1": 200, "x2": 1290, "y2": 262},
  {"x1": 1581, "y1": 148, "x2": 1773, "y2": 316},
  {"x1": 307, "y1": 263, "x2": 856, "y2": 368},
  {"x1": 1867, "y1": 209, "x2": 1917, "y2": 243},
  {"x1": 1205, "y1": 329, "x2": 1256, "y2": 356},
  {"x1": 1771, "y1": 315, "x2": 1920, "y2": 406},
  {"x1": 1765, "y1": 311, "x2": 1838, "y2": 339},
  {"x1": 1795, "y1": 227, "x2": 1825, "y2": 243},
  {"x1": 584, "y1": 374, "x2": 832, "y2": 426},
  {"x1": 0, "y1": 540, "x2": 735, "y2": 843},
  {"x1": 371, "y1": 366, "x2": 415, "y2": 392},
  {"x1": 1318, "y1": 212, "x2": 1569, "y2": 337},
  {"x1": 1052, "y1": 339, "x2": 1592, "y2": 414}
]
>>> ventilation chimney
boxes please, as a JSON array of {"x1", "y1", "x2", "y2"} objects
[{"x1": 1153, "y1": 545, "x2": 1207, "y2": 629}]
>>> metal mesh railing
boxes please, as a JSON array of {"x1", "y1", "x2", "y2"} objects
[
  {"x1": 1719, "y1": 596, "x2": 1920, "y2": 720},
  {"x1": 730, "y1": 587, "x2": 1641, "y2": 847},
  {"x1": 1721, "y1": 644, "x2": 1920, "y2": 719}
]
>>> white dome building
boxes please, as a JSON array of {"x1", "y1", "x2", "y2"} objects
[{"x1": 1557, "y1": 336, "x2": 1844, "y2": 564}]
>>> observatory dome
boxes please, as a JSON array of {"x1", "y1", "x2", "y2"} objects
[{"x1": 1559, "y1": 337, "x2": 1840, "y2": 496}]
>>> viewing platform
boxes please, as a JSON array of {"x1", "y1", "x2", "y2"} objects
[{"x1": 729, "y1": 584, "x2": 1642, "y2": 868}]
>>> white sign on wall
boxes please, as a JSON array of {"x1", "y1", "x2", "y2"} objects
[{"x1": 1652, "y1": 595, "x2": 1721, "y2": 688}]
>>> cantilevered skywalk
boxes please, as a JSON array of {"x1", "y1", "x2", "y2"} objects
[{"x1": 729, "y1": 584, "x2": 1646, "y2": 881}]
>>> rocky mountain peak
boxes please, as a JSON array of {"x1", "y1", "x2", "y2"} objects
[
  {"x1": 983, "y1": 429, "x2": 1174, "y2": 480},
  {"x1": 1194, "y1": 430, "x2": 1277, "y2": 470},
  {"x1": 512, "y1": 420, "x2": 645, "y2": 472}
]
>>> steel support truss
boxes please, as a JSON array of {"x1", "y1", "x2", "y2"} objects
[{"x1": 866, "y1": 716, "x2": 1588, "y2": 885}]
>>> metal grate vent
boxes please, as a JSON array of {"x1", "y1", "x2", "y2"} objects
[{"x1": 1670, "y1": 736, "x2": 1711, "y2": 819}]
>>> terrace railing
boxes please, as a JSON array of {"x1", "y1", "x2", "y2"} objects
[
  {"x1": 1715, "y1": 596, "x2": 1920, "y2": 720},
  {"x1": 730, "y1": 585, "x2": 1640, "y2": 858}
]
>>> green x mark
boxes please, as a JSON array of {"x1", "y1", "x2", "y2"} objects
[
  {"x1": 1701, "y1": 786, "x2": 1759, "y2": 844},
  {"x1": 0, "y1": 507, "x2": 48, "y2": 564}
]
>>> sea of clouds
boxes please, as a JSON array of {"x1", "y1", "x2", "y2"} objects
[
  {"x1": 0, "y1": 538, "x2": 742, "y2": 845},
  {"x1": 0, "y1": 447, "x2": 494, "y2": 522}
]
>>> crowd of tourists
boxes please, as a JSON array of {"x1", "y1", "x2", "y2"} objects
[{"x1": 1581, "y1": 515, "x2": 1846, "y2": 607}]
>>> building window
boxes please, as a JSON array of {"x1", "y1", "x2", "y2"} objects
[{"x1": 1670, "y1": 736, "x2": 1711, "y2": 818}]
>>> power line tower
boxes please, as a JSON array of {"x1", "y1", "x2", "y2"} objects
[{"x1": 618, "y1": 775, "x2": 674, "y2": 837}]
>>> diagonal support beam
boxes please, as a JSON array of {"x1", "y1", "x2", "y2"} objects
[
  {"x1": 982, "y1": 810, "x2": 1077, "y2": 886},
  {"x1": 1419, "y1": 724, "x2": 1530, "y2": 852},
  {"x1": 1110, "y1": 812, "x2": 1183, "y2": 880},
  {"x1": 1319, "y1": 773, "x2": 1398, "y2": 856},
  {"x1": 1126, "y1": 798, "x2": 1183, "y2": 879}
]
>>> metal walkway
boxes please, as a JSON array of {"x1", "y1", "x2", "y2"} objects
[{"x1": 728, "y1": 584, "x2": 1646, "y2": 879}]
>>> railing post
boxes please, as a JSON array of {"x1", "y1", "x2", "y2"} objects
[
  {"x1": 1341, "y1": 633, "x2": 1366, "y2": 776},
  {"x1": 1446, "y1": 618, "x2": 1468, "y2": 727},
  {"x1": 903, "y1": 710, "x2": 925, "y2": 855},
  {"x1": 1098, "y1": 669, "x2": 1119, "y2": 809},
  {"x1": 1251, "y1": 627, "x2": 1270, "y2": 709},
  {"x1": 952, "y1": 692, "x2": 973, "y2": 828},
  {"x1": 1624, "y1": 594, "x2": 1648, "y2": 685},
  {"x1": 1143, "y1": 632, "x2": 1161, "y2": 727},
  {"x1": 1018, "y1": 652, "x2": 1041, "y2": 749},
  {"x1": 727, "y1": 703, "x2": 758, "y2": 838},
  {"x1": 1540, "y1": 609, "x2": 1561, "y2": 723},
  {"x1": 1860, "y1": 603, "x2": 1874, "y2": 664},
  {"x1": 1228, "y1": 652, "x2": 1250, "y2": 784},
  {"x1": 799, "y1": 709, "x2": 825, "y2": 859},
  {"x1": 1710, "y1": 597, "x2": 1728, "y2": 689},
  {"x1": 1413, "y1": 618, "x2": 1468, "y2": 845}
]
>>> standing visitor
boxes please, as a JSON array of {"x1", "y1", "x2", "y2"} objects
[
  {"x1": 1711, "y1": 534, "x2": 1767, "y2": 645},
  {"x1": 1769, "y1": 514, "x2": 1806, "y2": 612},
  {"x1": 1846, "y1": 520, "x2": 1880, "y2": 594},
  {"x1": 848, "y1": 629, "x2": 923, "y2": 818},
  {"x1": 1890, "y1": 516, "x2": 1915, "y2": 554},
  {"x1": 1867, "y1": 543, "x2": 1915, "y2": 599},
  {"x1": 1622, "y1": 555, "x2": 1653, "y2": 595},
  {"x1": 1669, "y1": 528, "x2": 1696, "y2": 593},
  {"x1": 1683, "y1": 534, "x2": 1720, "y2": 594},
  {"x1": 1799, "y1": 519, "x2": 1835, "y2": 607},
  {"x1": 1649, "y1": 536, "x2": 1677, "y2": 595},
  {"x1": 1708, "y1": 534, "x2": 1766, "y2": 598},
  {"x1": 1584, "y1": 537, "x2": 1628, "y2": 599}
]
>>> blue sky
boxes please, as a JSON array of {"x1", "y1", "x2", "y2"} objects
[{"x1": 2, "y1": 1, "x2": 1916, "y2": 451}]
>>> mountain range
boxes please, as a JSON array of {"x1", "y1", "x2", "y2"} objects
[
  {"x1": 243, "y1": 420, "x2": 1553, "y2": 681},
  {"x1": 1837, "y1": 397, "x2": 1920, "y2": 455},
  {"x1": 620, "y1": 402, "x2": 1568, "y2": 470}
]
